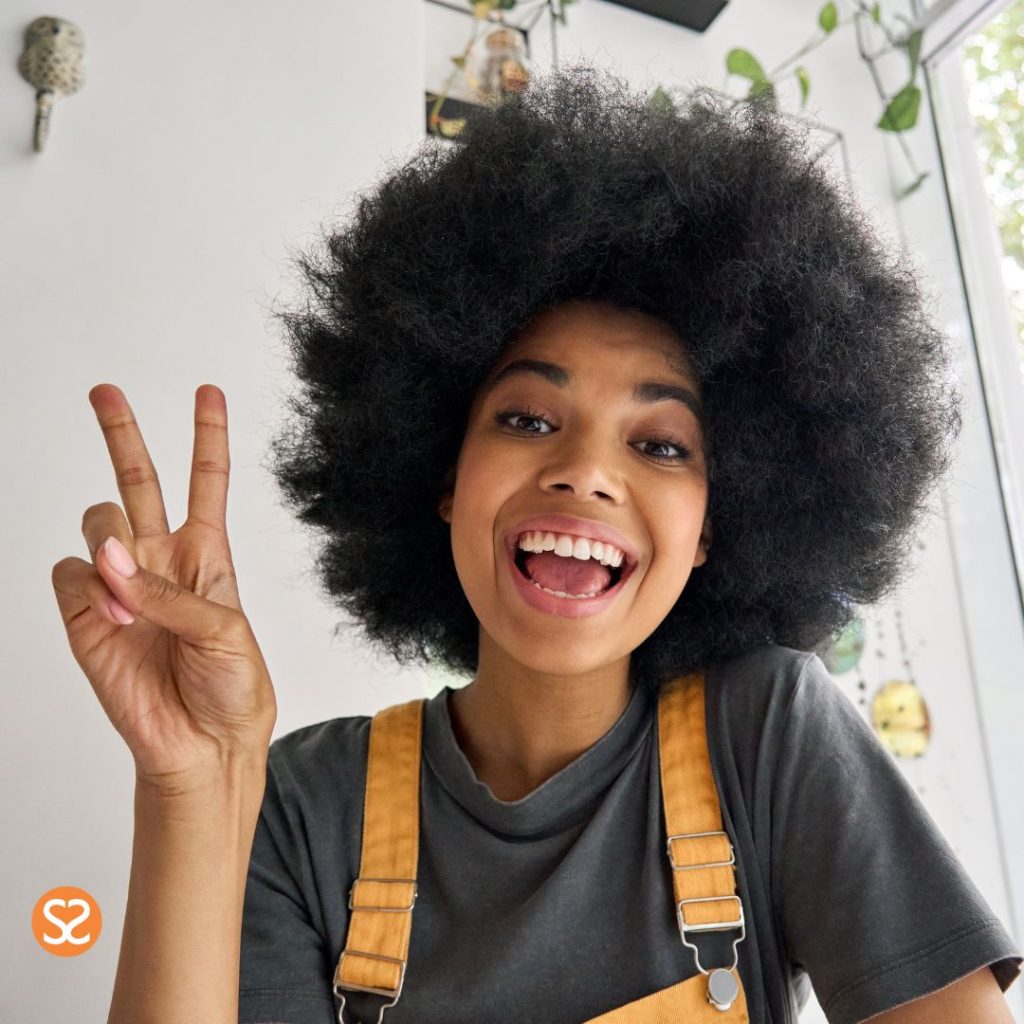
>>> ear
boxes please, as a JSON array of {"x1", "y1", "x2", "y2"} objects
[
  {"x1": 694, "y1": 514, "x2": 712, "y2": 567},
  {"x1": 437, "y1": 465, "x2": 456, "y2": 524}
]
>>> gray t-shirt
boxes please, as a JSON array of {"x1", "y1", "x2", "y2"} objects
[{"x1": 238, "y1": 644, "x2": 1022, "y2": 1024}]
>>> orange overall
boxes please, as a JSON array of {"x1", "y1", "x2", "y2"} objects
[{"x1": 332, "y1": 671, "x2": 750, "y2": 1024}]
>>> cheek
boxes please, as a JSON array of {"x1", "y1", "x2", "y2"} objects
[
  {"x1": 448, "y1": 445, "x2": 506, "y2": 566},
  {"x1": 646, "y1": 493, "x2": 708, "y2": 572},
  {"x1": 451, "y1": 448, "x2": 490, "y2": 519},
  {"x1": 452, "y1": 434, "x2": 522, "y2": 508}
]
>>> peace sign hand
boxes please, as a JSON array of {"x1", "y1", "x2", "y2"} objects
[{"x1": 51, "y1": 384, "x2": 278, "y2": 794}]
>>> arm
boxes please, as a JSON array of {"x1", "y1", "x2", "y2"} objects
[
  {"x1": 106, "y1": 755, "x2": 268, "y2": 1024},
  {"x1": 866, "y1": 965, "x2": 1014, "y2": 1024},
  {"x1": 49, "y1": 385, "x2": 279, "y2": 1023}
]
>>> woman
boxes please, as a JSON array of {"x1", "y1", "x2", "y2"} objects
[{"x1": 52, "y1": 65, "x2": 1021, "y2": 1023}]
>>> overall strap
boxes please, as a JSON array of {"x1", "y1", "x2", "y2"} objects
[
  {"x1": 333, "y1": 697, "x2": 425, "y2": 1024},
  {"x1": 333, "y1": 670, "x2": 747, "y2": 1023},
  {"x1": 658, "y1": 670, "x2": 746, "y2": 1013}
]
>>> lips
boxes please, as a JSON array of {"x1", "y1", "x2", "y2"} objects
[{"x1": 503, "y1": 516, "x2": 638, "y2": 618}]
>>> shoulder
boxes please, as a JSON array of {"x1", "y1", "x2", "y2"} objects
[
  {"x1": 706, "y1": 642, "x2": 822, "y2": 730},
  {"x1": 264, "y1": 711, "x2": 375, "y2": 823},
  {"x1": 701, "y1": 642, "x2": 861, "y2": 791}
]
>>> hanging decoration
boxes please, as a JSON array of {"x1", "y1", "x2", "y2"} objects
[
  {"x1": 870, "y1": 605, "x2": 932, "y2": 758},
  {"x1": 816, "y1": 603, "x2": 932, "y2": 759},
  {"x1": 819, "y1": 614, "x2": 865, "y2": 675},
  {"x1": 465, "y1": 25, "x2": 531, "y2": 102},
  {"x1": 424, "y1": 0, "x2": 571, "y2": 140}
]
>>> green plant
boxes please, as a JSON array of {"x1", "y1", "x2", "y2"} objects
[
  {"x1": 730, "y1": 1, "x2": 929, "y2": 198},
  {"x1": 651, "y1": 1, "x2": 930, "y2": 199}
]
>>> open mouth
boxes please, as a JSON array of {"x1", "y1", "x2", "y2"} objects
[{"x1": 512, "y1": 545, "x2": 626, "y2": 598}]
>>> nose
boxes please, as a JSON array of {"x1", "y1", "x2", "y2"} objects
[{"x1": 537, "y1": 436, "x2": 622, "y2": 503}]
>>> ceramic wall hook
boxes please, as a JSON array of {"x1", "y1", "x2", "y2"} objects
[{"x1": 17, "y1": 16, "x2": 85, "y2": 153}]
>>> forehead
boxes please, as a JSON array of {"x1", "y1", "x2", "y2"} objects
[{"x1": 497, "y1": 299, "x2": 697, "y2": 384}]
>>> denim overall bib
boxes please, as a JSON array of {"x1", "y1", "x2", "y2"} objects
[{"x1": 333, "y1": 670, "x2": 750, "y2": 1024}]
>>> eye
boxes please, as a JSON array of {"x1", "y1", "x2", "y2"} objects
[
  {"x1": 494, "y1": 406, "x2": 554, "y2": 435},
  {"x1": 495, "y1": 409, "x2": 693, "y2": 462},
  {"x1": 636, "y1": 434, "x2": 694, "y2": 462}
]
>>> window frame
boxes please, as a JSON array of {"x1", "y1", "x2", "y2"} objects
[{"x1": 900, "y1": 0, "x2": 1024, "y2": 998}]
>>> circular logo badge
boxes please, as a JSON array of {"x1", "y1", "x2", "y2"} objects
[{"x1": 32, "y1": 886, "x2": 102, "y2": 956}]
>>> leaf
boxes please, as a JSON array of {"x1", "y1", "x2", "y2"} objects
[
  {"x1": 451, "y1": 55, "x2": 466, "y2": 69},
  {"x1": 471, "y1": 0, "x2": 495, "y2": 19},
  {"x1": 748, "y1": 78, "x2": 777, "y2": 107},
  {"x1": 877, "y1": 82, "x2": 921, "y2": 131},
  {"x1": 896, "y1": 170, "x2": 929, "y2": 200},
  {"x1": 819, "y1": 2, "x2": 838, "y2": 33},
  {"x1": 646, "y1": 85, "x2": 676, "y2": 114},
  {"x1": 871, "y1": 2, "x2": 881, "y2": 23},
  {"x1": 904, "y1": 28, "x2": 923, "y2": 78},
  {"x1": 726, "y1": 48, "x2": 767, "y2": 81},
  {"x1": 795, "y1": 65, "x2": 811, "y2": 107}
]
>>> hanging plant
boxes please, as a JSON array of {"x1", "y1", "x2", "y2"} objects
[
  {"x1": 649, "y1": 1, "x2": 931, "y2": 200},
  {"x1": 724, "y1": 1, "x2": 929, "y2": 198}
]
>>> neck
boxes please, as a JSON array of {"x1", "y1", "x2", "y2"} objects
[{"x1": 446, "y1": 632, "x2": 636, "y2": 802}]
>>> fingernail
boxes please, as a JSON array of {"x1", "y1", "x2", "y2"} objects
[
  {"x1": 103, "y1": 537, "x2": 137, "y2": 578},
  {"x1": 108, "y1": 598, "x2": 135, "y2": 625}
]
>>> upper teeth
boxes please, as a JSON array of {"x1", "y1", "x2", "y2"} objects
[{"x1": 517, "y1": 531, "x2": 625, "y2": 567}]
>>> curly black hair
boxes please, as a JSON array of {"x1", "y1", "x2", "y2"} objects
[{"x1": 264, "y1": 63, "x2": 961, "y2": 693}]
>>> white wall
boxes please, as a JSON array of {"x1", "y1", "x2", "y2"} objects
[{"x1": 2, "y1": 0, "x2": 1020, "y2": 1020}]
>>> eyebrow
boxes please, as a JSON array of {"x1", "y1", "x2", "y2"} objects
[{"x1": 482, "y1": 358, "x2": 704, "y2": 425}]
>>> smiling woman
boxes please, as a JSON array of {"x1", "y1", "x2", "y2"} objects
[
  {"x1": 265, "y1": 65, "x2": 962, "y2": 692},
  {"x1": 438, "y1": 301, "x2": 711, "y2": 666},
  {"x1": 243, "y1": 63, "x2": 1022, "y2": 1024}
]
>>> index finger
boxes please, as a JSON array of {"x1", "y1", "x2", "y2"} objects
[{"x1": 88, "y1": 384, "x2": 170, "y2": 540}]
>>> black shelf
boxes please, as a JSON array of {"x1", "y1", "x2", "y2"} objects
[{"x1": 602, "y1": 0, "x2": 728, "y2": 32}]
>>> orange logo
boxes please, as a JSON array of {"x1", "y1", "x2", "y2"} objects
[{"x1": 32, "y1": 886, "x2": 102, "y2": 956}]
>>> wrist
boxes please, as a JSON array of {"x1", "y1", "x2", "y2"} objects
[{"x1": 134, "y1": 746, "x2": 269, "y2": 804}]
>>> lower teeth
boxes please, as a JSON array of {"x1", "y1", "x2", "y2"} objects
[{"x1": 530, "y1": 580, "x2": 602, "y2": 599}]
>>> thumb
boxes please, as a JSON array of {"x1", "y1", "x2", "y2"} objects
[{"x1": 97, "y1": 536, "x2": 236, "y2": 646}]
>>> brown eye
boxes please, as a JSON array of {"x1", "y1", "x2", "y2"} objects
[
  {"x1": 494, "y1": 408, "x2": 553, "y2": 435},
  {"x1": 636, "y1": 436, "x2": 692, "y2": 462}
]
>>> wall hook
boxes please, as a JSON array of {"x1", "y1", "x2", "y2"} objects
[{"x1": 17, "y1": 16, "x2": 85, "y2": 153}]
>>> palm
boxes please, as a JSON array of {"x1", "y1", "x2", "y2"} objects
[{"x1": 53, "y1": 385, "x2": 276, "y2": 784}]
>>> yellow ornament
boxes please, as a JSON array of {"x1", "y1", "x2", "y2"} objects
[{"x1": 871, "y1": 679, "x2": 931, "y2": 758}]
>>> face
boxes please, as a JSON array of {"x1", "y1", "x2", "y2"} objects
[{"x1": 437, "y1": 299, "x2": 711, "y2": 679}]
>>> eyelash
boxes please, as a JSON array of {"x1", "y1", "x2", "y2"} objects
[{"x1": 494, "y1": 406, "x2": 693, "y2": 463}]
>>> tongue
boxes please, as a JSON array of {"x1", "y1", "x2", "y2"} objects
[{"x1": 523, "y1": 551, "x2": 613, "y2": 595}]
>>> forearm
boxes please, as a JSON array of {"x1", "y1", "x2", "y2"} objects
[{"x1": 107, "y1": 754, "x2": 268, "y2": 1024}]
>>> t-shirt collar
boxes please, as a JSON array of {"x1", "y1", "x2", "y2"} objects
[{"x1": 422, "y1": 678, "x2": 656, "y2": 836}]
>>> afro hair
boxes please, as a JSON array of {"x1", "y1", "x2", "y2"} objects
[{"x1": 264, "y1": 63, "x2": 962, "y2": 693}]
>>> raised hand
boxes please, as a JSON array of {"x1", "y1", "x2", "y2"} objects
[{"x1": 51, "y1": 384, "x2": 277, "y2": 792}]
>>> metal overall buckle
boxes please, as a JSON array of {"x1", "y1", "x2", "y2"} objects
[
  {"x1": 667, "y1": 830, "x2": 747, "y2": 1012},
  {"x1": 333, "y1": 877, "x2": 418, "y2": 1024}
]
